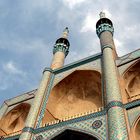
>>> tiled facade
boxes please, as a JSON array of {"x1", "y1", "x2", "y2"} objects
[
  {"x1": 0, "y1": 13, "x2": 140, "y2": 140},
  {"x1": 34, "y1": 115, "x2": 106, "y2": 140}
]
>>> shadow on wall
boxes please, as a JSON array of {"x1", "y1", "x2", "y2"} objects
[
  {"x1": 131, "y1": 116, "x2": 140, "y2": 140},
  {"x1": 0, "y1": 103, "x2": 30, "y2": 136},
  {"x1": 124, "y1": 60, "x2": 140, "y2": 102},
  {"x1": 43, "y1": 70, "x2": 102, "y2": 124}
]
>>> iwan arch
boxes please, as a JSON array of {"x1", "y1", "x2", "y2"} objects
[{"x1": 0, "y1": 12, "x2": 140, "y2": 140}]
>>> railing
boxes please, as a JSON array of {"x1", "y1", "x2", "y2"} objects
[
  {"x1": 1, "y1": 130, "x2": 22, "y2": 138},
  {"x1": 128, "y1": 93, "x2": 140, "y2": 102},
  {"x1": 42, "y1": 107, "x2": 104, "y2": 127}
]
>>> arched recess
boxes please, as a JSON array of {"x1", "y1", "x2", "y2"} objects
[
  {"x1": 43, "y1": 70, "x2": 102, "y2": 124},
  {"x1": 0, "y1": 103, "x2": 30, "y2": 136},
  {"x1": 123, "y1": 59, "x2": 140, "y2": 102},
  {"x1": 131, "y1": 115, "x2": 140, "y2": 140},
  {"x1": 50, "y1": 129, "x2": 100, "y2": 140}
]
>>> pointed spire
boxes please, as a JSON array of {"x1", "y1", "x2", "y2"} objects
[
  {"x1": 99, "y1": 12, "x2": 105, "y2": 19},
  {"x1": 62, "y1": 27, "x2": 69, "y2": 39}
]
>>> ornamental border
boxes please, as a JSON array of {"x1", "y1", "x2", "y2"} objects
[
  {"x1": 22, "y1": 100, "x2": 140, "y2": 134},
  {"x1": 96, "y1": 23, "x2": 114, "y2": 37},
  {"x1": 47, "y1": 127, "x2": 103, "y2": 140},
  {"x1": 36, "y1": 74, "x2": 55, "y2": 128},
  {"x1": 53, "y1": 53, "x2": 101, "y2": 74},
  {"x1": 4, "y1": 99, "x2": 140, "y2": 139},
  {"x1": 106, "y1": 101, "x2": 124, "y2": 111},
  {"x1": 102, "y1": 45, "x2": 113, "y2": 51},
  {"x1": 53, "y1": 43, "x2": 69, "y2": 57},
  {"x1": 33, "y1": 100, "x2": 139, "y2": 134},
  {"x1": 3, "y1": 134, "x2": 20, "y2": 140},
  {"x1": 43, "y1": 53, "x2": 101, "y2": 75},
  {"x1": 22, "y1": 127, "x2": 35, "y2": 134}
]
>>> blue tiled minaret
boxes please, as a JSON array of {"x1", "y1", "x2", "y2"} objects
[
  {"x1": 96, "y1": 12, "x2": 129, "y2": 140},
  {"x1": 19, "y1": 28, "x2": 70, "y2": 140}
]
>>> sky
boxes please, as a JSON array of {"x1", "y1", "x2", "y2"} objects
[{"x1": 0, "y1": 0, "x2": 140, "y2": 105}]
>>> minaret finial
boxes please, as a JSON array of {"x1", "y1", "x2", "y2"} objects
[
  {"x1": 99, "y1": 12, "x2": 106, "y2": 19},
  {"x1": 62, "y1": 27, "x2": 69, "y2": 39}
]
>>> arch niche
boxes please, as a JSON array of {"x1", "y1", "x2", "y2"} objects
[
  {"x1": 51, "y1": 129, "x2": 99, "y2": 140},
  {"x1": 0, "y1": 103, "x2": 30, "y2": 136},
  {"x1": 131, "y1": 116, "x2": 140, "y2": 140},
  {"x1": 43, "y1": 70, "x2": 102, "y2": 124},
  {"x1": 123, "y1": 60, "x2": 140, "y2": 102}
]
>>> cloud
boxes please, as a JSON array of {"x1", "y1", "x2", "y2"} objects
[
  {"x1": 62, "y1": 0, "x2": 86, "y2": 9},
  {"x1": 102, "y1": 9, "x2": 112, "y2": 18},
  {"x1": 0, "y1": 61, "x2": 26, "y2": 92},
  {"x1": 114, "y1": 38, "x2": 127, "y2": 56},
  {"x1": 3, "y1": 61, "x2": 25, "y2": 75},
  {"x1": 80, "y1": 12, "x2": 97, "y2": 33},
  {"x1": 0, "y1": 0, "x2": 140, "y2": 105},
  {"x1": 80, "y1": 9, "x2": 112, "y2": 33}
]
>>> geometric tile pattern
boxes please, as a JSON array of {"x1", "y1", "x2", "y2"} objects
[
  {"x1": 36, "y1": 56, "x2": 102, "y2": 128},
  {"x1": 96, "y1": 23, "x2": 114, "y2": 37},
  {"x1": 53, "y1": 58, "x2": 101, "y2": 86},
  {"x1": 4, "y1": 100, "x2": 140, "y2": 140},
  {"x1": 36, "y1": 74, "x2": 55, "y2": 128},
  {"x1": 108, "y1": 107, "x2": 128, "y2": 140},
  {"x1": 22, "y1": 127, "x2": 35, "y2": 133},
  {"x1": 125, "y1": 99, "x2": 140, "y2": 109},
  {"x1": 117, "y1": 50, "x2": 140, "y2": 75},
  {"x1": 3, "y1": 135, "x2": 20, "y2": 140},
  {"x1": 92, "y1": 120, "x2": 102, "y2": 129},
  {"x1": 33, "y1": 115, "x2": 107, "y2": 140},
  {"x1": 53, "y1": 43, "x2": 69, "y2": 57},
  {"x1": 102, "y1": 45, "x2": 129, "y2": 140},
  {"x1": 35, "y1": 109, "x2": 106, "y2": 133},
  {"x1": 103, "y1": 52, "x2": 122, "y2": 103},
  {"x1": 127, "y1": 106, "x2": 140, "y2": 127},
  {"x1": 116, "y1": 49, "x2": 140, "y2": 67},
  {"x1": 53, "y1": 53, "x2": 101, "y2": 75},
  {"x1": 106, "y1": 101, "x2": 123, "y2": 111}
]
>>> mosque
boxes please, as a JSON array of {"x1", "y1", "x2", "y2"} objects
[{"x1": 0, "y1": 12, "x2": 140, "y2": 140}]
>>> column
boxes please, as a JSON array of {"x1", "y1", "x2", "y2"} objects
[
  {"x1": 96, "y1": 12, "x2": 129, "y2": 140},
  {"x1": 19, "y1": 70, "x2": 52, "y2": 140},
  {"x1": 19, "y1": 27, "x2": 70, "y2": 140}
]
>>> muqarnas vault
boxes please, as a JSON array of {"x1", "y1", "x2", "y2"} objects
[{"x1": 0, "y1": 12, "x2": 140, "y2": 140}]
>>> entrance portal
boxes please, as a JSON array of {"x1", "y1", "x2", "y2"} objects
[{"x1": 51, "y1": 130, "x2": 99, "y2": 140}]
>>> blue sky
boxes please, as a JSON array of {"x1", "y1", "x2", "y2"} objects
[{"x1": 0, "y1": 0, "x2": 140, "y2": 105}]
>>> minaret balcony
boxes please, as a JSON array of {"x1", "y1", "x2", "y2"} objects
[{"x1": 96, "y1": 23, "x2": 114, "y2": 37}]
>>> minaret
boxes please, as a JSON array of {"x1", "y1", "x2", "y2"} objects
[
  {"x1": 19, "y1": 28, "x2": 70, "y2": 140},
  {"x1": 96, "y1": 12, "x2": 117, "y2": 58},
  {"x1": 51, "y1": 27, "x2": 70, "y2": 69},
  {"x1": 96, "y1": 12, "x2": 129, "y2": 139}
]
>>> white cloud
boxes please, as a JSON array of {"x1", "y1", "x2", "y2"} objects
[
  {"x1": 80, "y1": 9, "x2": 112, "y2": 33},
  {"x1": 62, "y1": 0, "x2": 86, "y2": 9},
  {"x1": 0, "y1": 0, "x2": 140, "y2": 105},
  {"x1": 114, "y1": 38, "x2": 122, "y2": 48},
  {"x1": 0, "y1": 72, "x2": 8, "y2": 90},
  {"x1": 102, "y1": 9, "x2": 112, "y2": 18},
  {"x1": 0, "y1": 61, "x2": 25, "y2": 91},
  {"x1": 114, "y1": 38, "x2": 128, "y2": 56},
  {"x1": 124, "y1": 25, "x2": 140, "y2": 39},
  {"x1": 3, "y1": 61, "x2": 25, "y2": 75},
  {"x1": 80, "y1": 12, "x2": 97, "y2": 33}
]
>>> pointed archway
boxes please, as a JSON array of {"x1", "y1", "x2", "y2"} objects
[
  {"x1": 131, "y1": 115, "x2": 140, "y2": 140},
  {"x1": 123, "y1": 60, "x2": 140, "y2": 102},
  {"x1": 43, "y1": 70, "x2": 102, "y2": 124},
  {"x1": 51, "y1": 129, "x2": 99, "y2": 140},
  {"x1": 0, "y1": 103, "x2": 30, "y2": 136}
]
